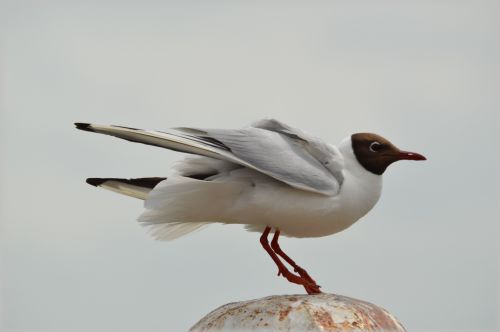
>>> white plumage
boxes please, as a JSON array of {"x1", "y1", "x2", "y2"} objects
[{"x1": 76, "y1": 119, "x2": 424, "y2": 241}]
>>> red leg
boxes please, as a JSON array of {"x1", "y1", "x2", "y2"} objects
[
  {"x1": 260, "y1": 227, "x2": 321, "y2": 294},
  {"x1": 271, "y1": 229, "x2": 320, "y2": 291}
]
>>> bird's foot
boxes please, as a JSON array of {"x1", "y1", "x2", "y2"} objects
[
  {"x1": 262, "y1": 226, "x2": 321, "y2": 295},
  {"x1": 294, "y1": 266, "x2": 319, "y2": 286},
  {"x1": 305, "y1": 284, "x2": 322, "y2": 295},
  {"x1": 277, "y1": 266, "x2": 322, "y2": 294}
]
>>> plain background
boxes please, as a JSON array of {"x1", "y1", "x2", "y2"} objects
[{"x1": 1, "y1": 1, "x2": 498, "y2": 331}]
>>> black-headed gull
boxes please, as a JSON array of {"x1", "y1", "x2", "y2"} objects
[{"x1": 75, "y1": 119, "x2": 425, "y2": 294}]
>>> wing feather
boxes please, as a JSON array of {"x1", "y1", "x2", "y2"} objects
[{"x1": 75, "y1": 120, "x2": 344, "y2": 195}]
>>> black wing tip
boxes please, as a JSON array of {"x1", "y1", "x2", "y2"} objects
[
  {"x1": 75, "y1": 123, "x2": 94, "y2": 132},
  {"x1": 86, "y1": 178, "x2": 108, "y2": 187},
  {"x1": 85, "y1": 177, "x2": 167, "y2": 188}
]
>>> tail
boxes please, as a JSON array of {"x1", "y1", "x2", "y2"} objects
[
  {"x1": 86, "y1": 176, "x2": 218, "y2": 240},
  {"x1": 86, "y1": 177, "x2": 166, "y2": 200},
  {"x1": 138, "y1": 176, "x2": 245, "y2": 241}
]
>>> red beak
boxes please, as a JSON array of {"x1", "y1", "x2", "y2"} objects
[{"x1": 398, "y1": 150, "x2": 426, "y2": 161}]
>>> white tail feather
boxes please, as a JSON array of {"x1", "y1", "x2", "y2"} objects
[{"x1": 146, "y1": 222, "x2": 210, "y2": 241}]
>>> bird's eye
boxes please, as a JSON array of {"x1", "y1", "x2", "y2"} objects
[{"x1": 369, "y1": 141, "x2": 382, "y2": 152}]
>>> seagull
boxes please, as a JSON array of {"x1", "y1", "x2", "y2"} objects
[{"x1": 75, "y1": 119, "x2": 425, "y2": 294}]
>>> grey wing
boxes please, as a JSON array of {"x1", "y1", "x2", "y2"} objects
[
  {"x1": 178, "y1": 119, "x2": 344, "y2": 195},
  {"x1": 251, "y1": 119, "x2": 345, "y2": 186},
  {"x1": 75, "y1": 119, "x2": 344, "y2": 196}
]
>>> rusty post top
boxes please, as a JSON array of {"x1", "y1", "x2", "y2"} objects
[{"x1": 190, "y1": 293, "x2": 406, "y2": 332}]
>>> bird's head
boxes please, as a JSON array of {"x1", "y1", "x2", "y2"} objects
[{"x1": 350, "y1": 133, "x2": 426, "y2": 175}]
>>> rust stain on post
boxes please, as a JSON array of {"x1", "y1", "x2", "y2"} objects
[
  {"x1": 312, "y1": 308, "x2": 337, "y2": 329},
  {"x1": 278, "y1": 306, "x2": 292, "y2": 321}
]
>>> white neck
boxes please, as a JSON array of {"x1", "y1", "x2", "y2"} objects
[{"x1": 337, "y1": 136, "x2": 383, "y2": 219}]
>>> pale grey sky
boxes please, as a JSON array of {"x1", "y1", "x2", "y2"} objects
[{"x1": 1, "y1": 1, "x2": 499, "y2": 331}]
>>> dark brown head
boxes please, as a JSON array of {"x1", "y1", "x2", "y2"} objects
[{"x1": 351, "y1": 133, "x2": 426, "y2": 175}]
